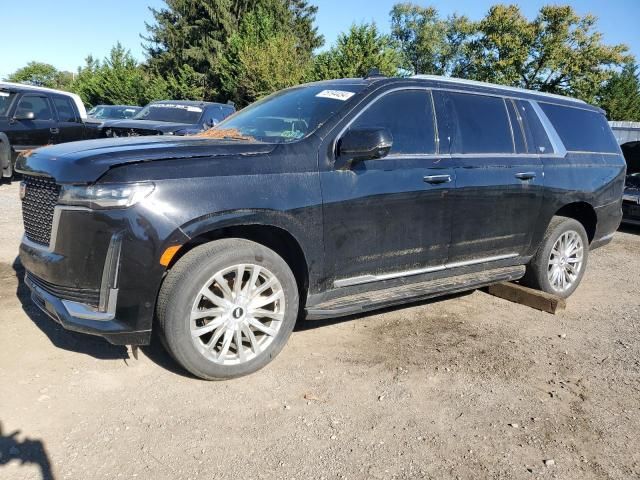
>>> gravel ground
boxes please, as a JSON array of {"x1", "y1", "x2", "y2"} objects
[{"x1": 0, "y1": 180, "x2": 638, "y2": 480}]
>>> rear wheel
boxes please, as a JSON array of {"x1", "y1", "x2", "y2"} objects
[
  {"x1": 521, "y1": 216, "x2": 589, "y2": 298},
  {"x1": 157, "y1": 239, "x2": 299, "y2": 380}
]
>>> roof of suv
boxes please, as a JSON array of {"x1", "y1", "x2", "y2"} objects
[{"x1": 0, "y1": 81, "x2": 88, "y2": 118}]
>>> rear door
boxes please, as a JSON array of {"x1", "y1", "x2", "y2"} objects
[
  {"x1": 321, "y1": 88, "x2": 455, "y2": 287},
  {"x1": 51, "y1": 95, "x2": 85, "y2": 143},
  {"x1": 6, "y1": 94, "x2": 56, "y2": 152},
  {"x1": 436, "y1": 90, "x2": 544, "y2": 265}
]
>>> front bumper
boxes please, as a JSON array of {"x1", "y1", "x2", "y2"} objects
[
  {"x1": 25, "y1": 271, "x2": 150, "y2": 345},
  {"x1": 19, "y1": 200, "x2": 189, "y2": 346}
]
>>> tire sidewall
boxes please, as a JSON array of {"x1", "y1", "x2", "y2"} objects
[
  {"x1": 163, "y1": 241, "x2": 299, "y2": 380},
  {"x1": 537, "y1": 218, "x2": 589, "y2": 298}
]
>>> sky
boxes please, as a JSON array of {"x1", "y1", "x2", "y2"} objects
[{"x1": 1, "y1": 0, "x2": 639, "y2": 80}]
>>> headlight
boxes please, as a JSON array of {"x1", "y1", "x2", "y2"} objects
[{"x1": 59, "y1": 182, "x2": 155, "y2": 209}]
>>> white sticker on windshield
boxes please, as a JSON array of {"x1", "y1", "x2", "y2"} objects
[
  {"x1": 0, "y1": 92, "x2": 9, "y2": 97},
  {"x1": 315, "y1": 90, "x2": 355, "y2": 101},
  {"x1": 186, "y1": 106, "x2": 203, "y2": 112}
]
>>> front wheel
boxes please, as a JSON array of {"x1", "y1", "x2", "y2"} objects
[
  {"x1": 521, "y1": 216, "x2": 589, "y2": 298},
  {"x1": 157, "y1": 239, "x2": 299, "y2": 380}
]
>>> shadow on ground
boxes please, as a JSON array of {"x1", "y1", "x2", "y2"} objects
[
  {"x1": 10, "y1": 258, "x2": 129, "y2": 361},
  {"x1": 0, "y1": 422, "x2": 54, "y2": 480}
]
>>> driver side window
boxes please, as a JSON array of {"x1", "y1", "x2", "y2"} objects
[
  {"x1": 350, "y1": 90, "x2": 436, "y2": 155},
  {"x1": 16, "y1": 95, "x2": 53, "y2": 120}
]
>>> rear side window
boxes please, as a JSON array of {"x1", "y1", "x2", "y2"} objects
[
  {"x1": 52, "y1": 96, "x2": 79, "y2": 122},
  {"x1": 350, "y1": 90, "x2": 436, "y2": 155},
  {"x1": 539, "y1": 102, "x2": 619, "y2": 153},
  {"x1": 440, "y1": 92, "x2": 513, "y2": 154},
  {"x1": 515, "y1": 100, "x2": 554, "y2": 155}
]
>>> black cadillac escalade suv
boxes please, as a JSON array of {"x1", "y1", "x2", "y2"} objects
[{"x1": 17, "y1": 75, "x2": 625, "y2": 380}]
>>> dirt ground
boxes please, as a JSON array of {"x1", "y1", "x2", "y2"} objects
[{"x1": 0, "y1": 180, "x2": 638, "y2": 480}]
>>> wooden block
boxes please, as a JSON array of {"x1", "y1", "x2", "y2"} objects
[{"x1": 485, "y1": 282, "x2": 566, "y2": 314}]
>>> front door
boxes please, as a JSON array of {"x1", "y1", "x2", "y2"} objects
[
  {"x1": 434, "y1": 90, "x2": 544, "y2": 265},
  {"x1": 6, "y1": 94, "x2": 56, "y2": 152},
  {"x1": 321, "y1": 88, "x2": 454, "y2": 287}
]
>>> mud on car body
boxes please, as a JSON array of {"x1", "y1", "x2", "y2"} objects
[{"x1": 17, "y1": 75, "x2": 625, "y2": 379}]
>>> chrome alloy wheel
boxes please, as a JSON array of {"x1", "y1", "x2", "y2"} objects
[
  {"x1": 190, "y1": 264, "x2": 285, "y2": 365},
  {"x1": 547, "y1": 230, "x2": 584, "y2": 293}
]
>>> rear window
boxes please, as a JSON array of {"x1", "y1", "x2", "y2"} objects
[
  {"x1": 539, "y1": 103, "x2": 619, "y2": 153},
  {"x1": 440, "y1": 92, "x2": 514, "y2": 154}
]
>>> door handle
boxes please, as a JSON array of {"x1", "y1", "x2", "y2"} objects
[
  {"x1": 423, "y1": 174, "x2": 452, "y2": 185},
  {"x1": 515, "y1": 172, "x2": 536, "y2": 180},
  {"x1": 50, "y1": 128, "x2": 60, "y2": 134}
]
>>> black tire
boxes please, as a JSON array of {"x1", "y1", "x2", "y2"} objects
[
  {"x1": 521, "y1": 216, "x2": 589, "y2": 298},
  {"x1": 157, "y1": 238, "x2": 299, "y2": 380}
]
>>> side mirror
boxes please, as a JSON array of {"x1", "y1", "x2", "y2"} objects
[
  {"x1": 15, "y1": 111, "x2": 35, "y2": 121},
  {"x1": 338, "y1": 127, "x2": 393, "y2": 165}
]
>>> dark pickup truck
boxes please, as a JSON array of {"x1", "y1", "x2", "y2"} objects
[
  {"x1": 1, "y1": 82, "x2": 98, "y2": 179},
  {"x1": 17, "y1": 75, "x2": 625, "y2": 380},
  {"x1": 100, "y1": 100, "x2": 235, "y2": 138}
]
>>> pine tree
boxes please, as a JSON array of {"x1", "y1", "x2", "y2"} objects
[{"x1": 598, "y1": 63, "x2": 640, "y2": 121}]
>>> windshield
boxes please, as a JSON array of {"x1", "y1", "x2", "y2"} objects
[
  {"x1": 89, "y1": 106, "x2": 140, "y2": 119},
  {"x1": 215, "y1": 84, "x2": 365, "y2": 143},
  {"x1": 133, "y1": 103, "x2": 203, "y2": 123},
  {"x1": 0, "y1": 91, "x2": 16, "y2": 117}
]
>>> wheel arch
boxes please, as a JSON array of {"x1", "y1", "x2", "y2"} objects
[
  {"x1": 554, "y1": 201, "x2": 597, "y2": 243},
  {"x1": 167, "y1": 214, "x2": 311, "y2": 297}
]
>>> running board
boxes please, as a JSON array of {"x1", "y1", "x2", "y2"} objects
[{"x1": 305, "y1": 265, "x2": 526, "y2": 320}]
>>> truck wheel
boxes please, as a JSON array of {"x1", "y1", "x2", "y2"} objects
[
  {"x1": 521, "y1": 216, "x2": 589, "y2": 298},
  {"x1": 157, "y1": 239, "x2": 299, "y2": 380}
]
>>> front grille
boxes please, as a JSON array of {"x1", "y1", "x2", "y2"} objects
[
  {"x1": 22, "y1": 175, "x2": 61, "y2": 246},
  {"x1": 26, "y1": 272, "x2": 100, "y2": 307}
]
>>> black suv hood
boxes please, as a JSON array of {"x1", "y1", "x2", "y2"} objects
[{"x1": 15, "y1": 136, "x2": 275, "y2": 183}]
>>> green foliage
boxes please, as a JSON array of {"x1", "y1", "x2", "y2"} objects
[
  {"x1": 143, "y1": 0, "x2": 323, "y2": 101},
  {"x1": 221, "y1": 4, "x2": 312, "y2": 106},
  {"x1": 390, "y1": 3, "x2": 475, "y2": 76},
  {"x1": 598, "y1": 63, "x2": 640, "y2": 121},
  {"x1": 390, "y1": 3, "x2": 631, "y2": 102},
  {"x1": 311, "y1": 23, "x2": 403, "y2": 80},
  {"x1": 5, "y1": 62, "x2": 74, "y2": 90}
]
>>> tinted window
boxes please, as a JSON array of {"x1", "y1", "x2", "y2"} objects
[
  {"x1": 539, "y1": 102, "x2": 619, "y2": 153},
  {"x1": 0, "y1": 91, "x2": 16, "y2": 116},
  {"x1": 16, "y1": 95, "x2": 53, "y2": 120},
  {"x1": 53, "y1": 96, "x2": 78, "y2": 122},
  {"x1": 134, "y1": 103, "x2": 204, "y2": 123},
  {"x1": 444, "y1": 92, "x2": 513, "y2": 154},
  {"x1": 349, "y1": 90, "x2": 436, "y2": 155},
  {"x1": 515, "y1": 100, "x2": 554, "y2": 154}
]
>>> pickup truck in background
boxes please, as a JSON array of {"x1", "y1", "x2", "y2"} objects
[
  {"x1": 99, "y1": 100, "x2": 235, "y2": 138},
  {"x1": 0, "y1": 82, "x2": 99, "y2": 180}
]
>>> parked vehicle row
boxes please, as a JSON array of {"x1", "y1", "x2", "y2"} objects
[
  {"x1": 1, "y1": 82, "x2": 96, "y2": 178},
  {"x1": 1, "y1": 83, "x2": 236, "y2": 180},
  {"x1": 16, "y1": 74, "x2": 625, "y2": 380}
]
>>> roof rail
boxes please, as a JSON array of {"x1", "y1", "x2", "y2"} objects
[{"x1": 411, "y1": 75, "x2": 586, "y2": 104}]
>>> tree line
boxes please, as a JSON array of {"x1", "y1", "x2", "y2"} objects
[{"x1": 5, "y1": 1, "x2": 640, "y2": 121}]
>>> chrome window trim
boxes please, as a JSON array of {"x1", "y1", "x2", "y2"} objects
[
  {"x1": 333, "y1": 253, "x2": 519, "y2": 288},
  {"x1": 528, "y1": 100, "x2": 567, "y2": 158}
]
